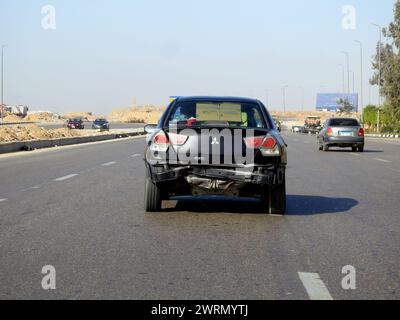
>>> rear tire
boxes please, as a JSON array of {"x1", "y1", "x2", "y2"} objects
[
  {"x1": 352, "y1": 147, "x2": 357, "y2": 152},
  {"x1": 144, "y1": 177, "x2": 162, "y2": 212},
  {"x1": 358, "y1": 146, "x2": 364, "y2": 152},
  {"x1": 318, "y1": 140, "x2": 323, "y2": 151},
  {"x1": 264, "y1": 173, "x2": 286, "y2": 215}
]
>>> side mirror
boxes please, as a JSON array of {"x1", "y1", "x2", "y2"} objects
[{"x1": 144, "y1": 124, "x2": 158, "y2": 134}]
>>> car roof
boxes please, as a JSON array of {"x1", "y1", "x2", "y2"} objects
[
  {"x1": 175, "y1": 96, "x2": 261, "y2": 104},
  {"x1": 328, "y1": 117, "x2": 359, "y2": 121}
]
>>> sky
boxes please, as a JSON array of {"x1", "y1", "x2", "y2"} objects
[{"x1": 0, "y1": 0, "x2": 396, "y2": 114}]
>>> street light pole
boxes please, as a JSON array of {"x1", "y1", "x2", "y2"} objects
[
  {"x1": 339, "y1": 64, "x2": 345, "y2": 94},
  {"x1": 1, "y1": 44, "x2": 7, "y2": 124},
  {"x1": 372, "y1": 23, "x2": 382, "y2": 133},
  {"x1": 282, "y1": 86, "x2": 288, "y2": 113},
  {"x1": 341, "y1": 51, "x2": 350, "y2": 94},
  {"x1": 354, "y1": 40, "x2": 364, "y2": 121}
]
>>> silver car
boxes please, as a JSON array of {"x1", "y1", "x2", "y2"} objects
[{"x1": 317, "y1": 118, "x2": 365, "y2": 152}]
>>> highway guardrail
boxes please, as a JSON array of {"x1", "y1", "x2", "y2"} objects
[{"x1": 0, "y1": 129, "x2": 145, "y2": 154}]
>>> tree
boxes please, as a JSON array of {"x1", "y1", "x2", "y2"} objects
[
  {"x1": 337, "y1": 98, "x2": 353, "y2": 114},
  {"x1": 370, "y1": 1, "x2": 400, "y2": 132}
]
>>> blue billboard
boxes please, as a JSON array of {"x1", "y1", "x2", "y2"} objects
[{"x1": 316, "y1": 93, "x2": 358, "y2": 112}]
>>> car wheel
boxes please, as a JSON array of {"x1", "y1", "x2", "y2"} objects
[
  {"x1": 318, "y1": 139, "x2": 323, "y2": 151},
  {"x1": 352, "y1": 147, "x2": 357, "y2": 152},
  {"x1": 144, "y1": 177, "x2": 162, "y2": 212},
  {"x1": 358, "y1": 146, "x2": 364, "y2": 152},
  {"x1": 264, "y1": 172, "x2": 286, "y2": 215},
  {"x1": 323, "y1": 143, "x2": 329, "y2": 152}
]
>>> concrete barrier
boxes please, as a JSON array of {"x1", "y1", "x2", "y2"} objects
[
  {"x1": 0, "y1": 121, "x2": 35, "y2": 126},
  {"x1": 0, "y1": 129, "x2": 145, "y2": 154},
  {"x1": 365, "y1": 133, "x2": 400, "y2": 139}
]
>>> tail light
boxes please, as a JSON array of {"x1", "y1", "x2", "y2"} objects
[
  {"x1": 327, "y1": 128, "x2": 333, "y2": 137},
  {"x1": 244, "y1": 136, "x2": 280, "y2": 156},
  {"x1": 153, "y1": 132, "x2": 169, "y2": 147},
  {"x1": 358, "y1": 128, "x2": 365, "y2": 137},
  {"x1": 169, "y1": 133, "x2": 189, "y2": 146},
  {"x1": 153, "y1": 132, "x2": 188, "y2": 146}
]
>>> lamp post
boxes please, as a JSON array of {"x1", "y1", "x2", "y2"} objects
[
  {"x1": 282, "y1": 86, "x2": 288, "y2": 113},
  {"x1": 339, "y1": 64, "x2": 345, "y2": 94},
  {"x1": 1, "y1": 44, "x2": 7, "y2": 124},
  {"x1": 341, "y1": 51, "x2": 350, "y2": 94},
  {"x1": 372, "y1": 23, "x2": 382, "y2": 133},
  {"x1": 354, "y1": 40, "x2": 364, "y2": 122}
]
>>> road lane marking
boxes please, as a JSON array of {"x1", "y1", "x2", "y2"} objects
[
  {"x1": 0, "y1": 198, "x2": 7, "y2": 203},
  {"x1": 53, "y1": 174, "x2": 79, "y2": 182},
  {"x1": 298, "y1": 272, "x2": 333, "y2": 300},
  {"x1": 131, "y1": 154, "x2": 141, "y2": 158},
  {"x1": 373, "y1": 158, "x2": 391, "y2": 163},
  {"x1": 101, "y1": 161, "x2": 117, "y2": 167},
  {"x1": 350, "y1": 153, "x2": 361, "y2": 157}
]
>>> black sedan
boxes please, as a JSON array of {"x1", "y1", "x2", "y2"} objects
[{"x1": 143, "y1": 96, "x2": 288, "y2": 215}]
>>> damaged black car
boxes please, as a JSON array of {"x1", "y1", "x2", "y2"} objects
[{"x1": 143, "y1": 96, "x2": 288, "y2": 215}]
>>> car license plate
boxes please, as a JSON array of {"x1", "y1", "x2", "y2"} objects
[{"x1": 339, "y1": 131, "x2": 353, "y2": 136}]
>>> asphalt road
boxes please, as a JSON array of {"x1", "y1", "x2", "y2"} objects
[{"x1": 0, "y1": 132, "x2": 399, "y2": 300}]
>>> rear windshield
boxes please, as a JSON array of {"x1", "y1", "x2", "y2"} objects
[
  {"x1": 167, "y1": 101, "x2": 268, "y2": 129},
  {"x1": 329, "y1": 119, "x2": 359, "y2": 127}
]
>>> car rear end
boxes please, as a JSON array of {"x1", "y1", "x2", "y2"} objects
[
  {"x1": 320, "y1": 118, "x2": 364, "y2": 151},
  {"x1": 144, "y1": 97, "x2": 287, "y2": 214}
]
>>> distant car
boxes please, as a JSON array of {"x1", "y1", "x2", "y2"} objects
[
  {"x1": 92, "y1": 119, "x2": 110, "y2": 131},
  {"x1": 292, "y1": 126, "x2": 303, "y2": 133},
  {"x1": 317, "y1": 118, "x2": 364, "y2": 152},
  {"x1": 66, "y1": 118, "x2": 85, "y2": 130},
  {"x1": 144, "y1": 96, "x2": 288, "y2": 215}
]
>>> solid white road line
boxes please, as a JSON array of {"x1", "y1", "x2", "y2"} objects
[
  {"x1": 101, "y1": 161, "x2": 117, "y2": 167},
  {"x1": 0, "y1": 198, "x2": 7, "y2": 203},
  {"x1": 53, "y1": 174, "x2": 79, "y2": 182},
  {"x1": 373, "y1": 158, "x2": 391, "y2": 163},
  {"x1": 298, "y1": 272, "x2": 333, "y2": 300}
]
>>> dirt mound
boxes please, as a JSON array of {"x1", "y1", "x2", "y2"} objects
[
  {"x1": 3, "y1": 114, "x2": 24, "y2": 123},
  {"x1": 25, "y1": 112, "x2": 60, "y2": 122},
  {"x1": 64, "y1": 112, "x2": 98, "y2": 122},
  {"x1": 0, "y1": 124, "x2": 86, "y2": 143},
  {"x1": 108, "y1": 105, "x2": 165, "y2": 124}
]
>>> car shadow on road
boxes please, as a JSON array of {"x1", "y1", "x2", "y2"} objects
[
  {"x1": 287, "y1": 195, "x2": 358, "y2": 216},
  {"x1": 326, "y1": 149, "x2": 383, "y2": 153},
  {"x1": 163, "y1": 195, "x2": 358, "y2": 215}
]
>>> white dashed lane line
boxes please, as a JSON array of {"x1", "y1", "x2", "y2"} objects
[
  {"x1": 298, "y1": 272, "x2": 333, "y2": 300},
  {"x1": 101, "y1": 161, "x2": 117, "y2": 167},
  {"x1": 131, "y1": 154, "x2": 141, "y2": 158},
  {"x1": 373, "y1": 158, "x2": 391, "y2": 163},
  {"x1": 53, "y1": 174, "x2": 79, "y2": 182},
  {"x1": 0, "y1": 198, "x2": 7, "y2": 203}
]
